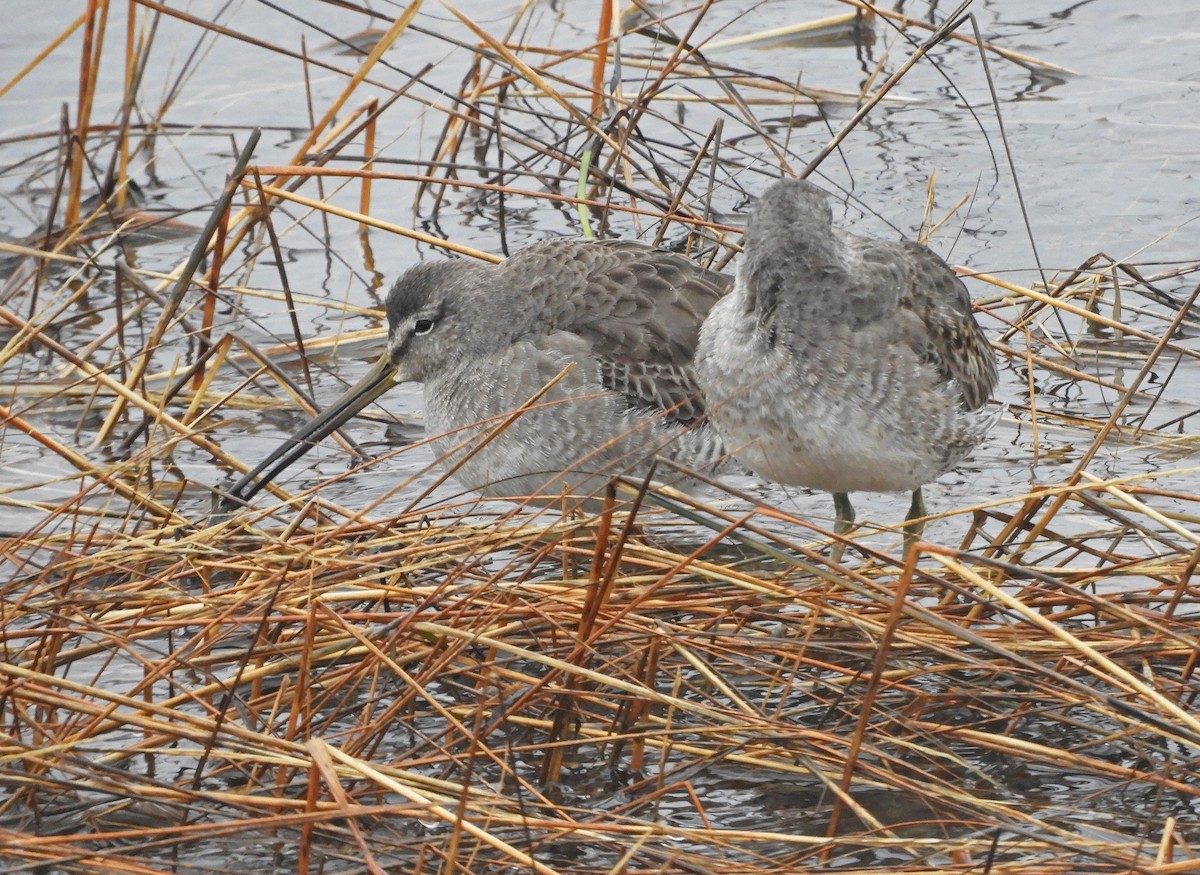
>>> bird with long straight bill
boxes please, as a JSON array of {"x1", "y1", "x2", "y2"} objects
[{"x1": 224, "y1": 238, "x2": 736, "y2": 510}]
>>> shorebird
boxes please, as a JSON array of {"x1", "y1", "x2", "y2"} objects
[
  {"x1": 225, "y1": 238, "x2": 735, "y2": 508},
  {"x1": 695, "y1": 178, "x2": 999, "y2": 546}
]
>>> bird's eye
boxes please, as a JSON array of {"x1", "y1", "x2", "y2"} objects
[{"x1": 413, "y1": 318, "x2": 436, "y2": 336}]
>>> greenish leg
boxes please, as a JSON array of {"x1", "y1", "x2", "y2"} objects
[
  {"x1": 830, "y1": 491, "x2": 855, "y2": 562},
  {"x1": 833, "y1": 492, "x2": 855, "y2": 535},
  {"x1": 902, "y1": 487, "x2": 926, "y2": 548}
]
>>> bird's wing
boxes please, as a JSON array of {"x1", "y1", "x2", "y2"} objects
[
  {"x1": 516, "y1": 238, "x2": 733, "y2": 365},
  {"x1": 510, "y1": 238, "x2": 732, "y2": 422},
  {"x1": 596, "y1": 359, "x2": 708, "y2": 425},
  {"x1": 897, "y1": 241, "x2": 999, "y2": 411},
  {"x1": 523, "y1": 331, "x2": 706, "y2": 428},
  {"x1": 831, "y1": 236, "x2": 997, "y2": 411}
]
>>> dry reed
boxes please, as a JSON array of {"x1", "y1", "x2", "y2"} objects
[{"x1": 0, "y1": 2, "x2": 1197, "y2": 873}]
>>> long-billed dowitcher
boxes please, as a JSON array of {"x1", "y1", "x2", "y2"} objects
[
  {"x1": 695, "y1": 178, "x2": 999, "y2": 544},
  {"x1": 226, "y1": 238, "x2": 734, "y2": 507}
]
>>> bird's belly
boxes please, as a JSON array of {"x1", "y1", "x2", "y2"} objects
[
  {"x1": 424, "y1": 399, "x2": 594, "y2": 494},
  {"x1": 708, "y1": 361, "x2": 979, "y2": 493},
  {"x1": 422, "y1": 370, "x2": 685, "y2": 500},
  {"x1": 728, "y1": 405, "x2": 931, "y2": 493}
]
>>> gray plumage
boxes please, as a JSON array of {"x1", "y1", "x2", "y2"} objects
[
  {"x1": 228, "y1": 237, "x2": 735, "y2": 507},
  {"x1": 695, "y1": 178, "x2": 999, "y2": 542},
  {"x1": 389, "y1": 239, "x2": 734, "y2": 497}
]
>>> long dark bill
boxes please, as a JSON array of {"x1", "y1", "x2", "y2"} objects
[{"x1": 223, "y1": 354, "x2": 398, "y2": 505}]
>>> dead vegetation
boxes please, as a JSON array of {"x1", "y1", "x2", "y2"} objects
[{"x1": 1, "y1": 2, "x2": 1198, "y2": 872}]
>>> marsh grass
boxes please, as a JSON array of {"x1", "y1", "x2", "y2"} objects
[{"x1": 1, "y1": 2, "x2": 1198, "y2": 872}]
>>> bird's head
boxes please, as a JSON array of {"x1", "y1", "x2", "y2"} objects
[{"x1": 382, "y1": 259, "x2": 509, "y2": 385}]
